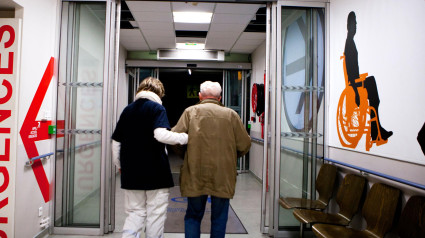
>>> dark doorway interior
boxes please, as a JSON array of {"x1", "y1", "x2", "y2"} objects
[{"x1": 159, "y1": 68, "x2": 223, "y2": 127}]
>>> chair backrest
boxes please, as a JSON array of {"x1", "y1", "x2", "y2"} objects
[
  {"x1": 398, "y1": 195, "x2": 425, "y2": 238},
  {"x1": 315, "y1": 164, "x2": 338, "y2": 205},
  {"x1": 335, "y1": 174, "x2": 366, "y2": 219},
  {"x1": 362, "y1": 183, "x2": 400, "y2": 238}
]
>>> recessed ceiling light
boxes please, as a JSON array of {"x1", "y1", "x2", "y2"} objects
[
  {"x1": 176, "y1": 43, "x2": 205, "y2": 50},
  {"x1": 173, "y1": 12, "x2": 212, "y2": 24}
]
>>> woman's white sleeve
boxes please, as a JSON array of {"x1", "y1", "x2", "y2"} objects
[
  {"x1": 154, "y1": 128, "x2": 188, "y2": 145},
  {"x1": 112, "y1": 140, "x2": 121, "y2": 169}
]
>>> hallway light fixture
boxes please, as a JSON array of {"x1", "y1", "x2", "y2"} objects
[
  {"x1": 173, "y1": 12, "x2": 212, "y2": 24},
  {"x1": 188, "y1": 69, "x2": 192, "y2": 75},
  {"x1": 176, "y1": 43, "x2": 205, "y2": 50},
  {"x1": 157, "y1": 49, "x2": 225, "y2": 61}
]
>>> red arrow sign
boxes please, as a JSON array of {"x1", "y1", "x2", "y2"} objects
[{"x1": 19, "y1": 57, "x2": 54, "y2": 202}]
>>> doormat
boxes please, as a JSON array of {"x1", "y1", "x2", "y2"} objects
[{"x1": 164, "y1": 186, "x2": 248, "y2": 234}]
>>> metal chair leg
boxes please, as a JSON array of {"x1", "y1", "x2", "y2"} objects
[{"x1": 299, "y1": 222, "x2": 304, "y2": 238}]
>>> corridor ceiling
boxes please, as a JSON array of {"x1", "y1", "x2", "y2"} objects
[{"x1": 120, "y1": 1, "x2": 267, "y2": 54}]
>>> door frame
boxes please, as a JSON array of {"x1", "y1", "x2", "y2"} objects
[
  {"x1": 265, "y1": 1, "x2": 329, "y2": 237},
  {"x1": 52, "y1": 0, "x2": 120, "y2": 235}
]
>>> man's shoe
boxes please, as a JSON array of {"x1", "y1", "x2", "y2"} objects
[{"x1": 380, "y1": 128, "x2": 393, "y2": 141}]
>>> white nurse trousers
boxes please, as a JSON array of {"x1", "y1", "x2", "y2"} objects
[{"x1": 122, "y1": 188, "x2": 170, "y2": 238}]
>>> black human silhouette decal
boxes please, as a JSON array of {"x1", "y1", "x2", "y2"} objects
[
  {"x1": 418, "y1": 122, "x2": 425, "y2": 155},
  {"x1": 344, "y1": 11, "x2": 393, "y2": 141}
]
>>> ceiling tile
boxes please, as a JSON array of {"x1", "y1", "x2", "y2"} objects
[
  {"x1": 127, "y1": 1, "x2": 171, "y2": 12},
  {"x1": 236, "y1": 38, "x2": 265, "y2": 46},
  {"x1": 211, "y1": 14, "x2": 254, "y2": 24},
  {"x1": 230, "y1": 45, "x2": 257, "y2": 53},
  {"x1": 214, "y1": 3, "x2": 261, "y2": 15},
  {"x1": 120, "y1": 38, "x2": 145, "y2": 44},
  {"x1": 144, "y1": 36, "x2": 175, "y2": 44},
  {"x1": 139, "y1": 29, "x2": 175, "y2": 37},
  {"x1": 209, "y1": 23, "x2": 245, "y2": 33},
  {"x1": 205, "y1": 37, "x2": 236, "y2": 51},
  {"x1": 172, "y1": 2, "x2": 215, "y2": 12},
  {"x1": 139, "y1": 22, "x2": 174, "y2": 31},
  {"x1": 206, "y1": 37, "x2": 236, "y2": 46},
  {"x1": 149, "y1": 41, "x2": 176, "y2": 49},
  {"x1": 207, "y1": 31, "x2": 240, "y2": 39},
  {"x1": 174, "y1": 23, "x2": 210, "y2": 31},
  {"x1": 239, "y1": 32, "x2": 266, "y2": 40},
  {"x1": 123, "y1": 1, "x2": 266, "y2": 54},
  {"x1": 120, "y1": 29, "x2": 143, "y2": 38},
  {"x1": 121, "y1": 41, "x2": 149, "y2": 51},
  {"x1": 205, "y1": 42, "x2": 232, "y2": 51},
  {"x1": 132, "y1": 11, "x2": 172, "y2": 23}
]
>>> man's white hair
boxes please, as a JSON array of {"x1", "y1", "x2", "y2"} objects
[{"x1": 200, "y1": 81, "x2": 222, "y2": 97}]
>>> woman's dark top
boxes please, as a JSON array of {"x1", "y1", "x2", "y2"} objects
[{"x1": 112, "y1": 98, "x2": 174, "y2": 190}]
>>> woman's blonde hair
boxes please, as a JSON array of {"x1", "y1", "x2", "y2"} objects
[{"x1": 136, "y1": 77, "x2": 165, "y2": 98}]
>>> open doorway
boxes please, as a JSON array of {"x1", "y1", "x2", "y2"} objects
[
  {"x1": 160, "y1": 68, "x2": 223, "y2": 181},
  {"x1": 159, "y1": 68, "x2": 223, "y2": 127}
]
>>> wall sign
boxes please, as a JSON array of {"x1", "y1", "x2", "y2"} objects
[
  {"x1": 0, "y1": 19, "x2": 21, "y2": 238},
  {"x1": 329, "y1": 0, "x2": 425, "y2": 164},
  {"x1": 20, "y1": 57, "x2": 54, "y2": 203}
]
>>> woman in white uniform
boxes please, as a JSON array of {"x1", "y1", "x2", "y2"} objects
[{"x1": 112, "y1": 77, "x2": 188, "y2": 238}]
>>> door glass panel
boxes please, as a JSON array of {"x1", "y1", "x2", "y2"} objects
[
  {"x1": 127, "y1": 68, "x2": 155, "y2": 104},
  {"x1": 138, "y1": 68, "x2": 155, "y2": 84},
  {"x1": 224, "y1": 70, "x2": 248, "y2": 172},
  {"x1": 55, "y1": 2, "x2": 106, "y2": 227},
  {"x1": 278, "y1": 7, "x2": 325, "y2": 228},
  {"x1": 127, "y1": 70, "x2": 135, "y2": 104},
  {"x1": 225, "y1": 70, "x2": 242, "y2": 117}
]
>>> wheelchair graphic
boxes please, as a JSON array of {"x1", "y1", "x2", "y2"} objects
[{"x1": 336, "y1": 55, "x2": 388, "y2": 151}]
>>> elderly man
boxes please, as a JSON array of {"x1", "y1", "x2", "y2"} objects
[{"x1": 172, "y1": 81, "x2": 251, "y2": 238}]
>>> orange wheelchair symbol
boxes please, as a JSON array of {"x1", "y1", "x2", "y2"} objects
[{"x1": 336, "y1": 54, "x2": 389, "y2": 151}]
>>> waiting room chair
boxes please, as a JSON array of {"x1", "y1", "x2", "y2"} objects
[
  {"x1": 293, "y1": 174, "x2": 366, "y2": 237},
  {"x1": 312, "y1": 183, "x2": 400, "y2": 238},
  {"x1": 279, "y1": 163, "x2": 338, "y2": 210},
  {"x1": 398, "y1": 195, "x2": 425, "y2": 238}
]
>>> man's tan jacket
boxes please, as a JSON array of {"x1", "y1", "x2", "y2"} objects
[{"x1": 172, "y1": 99, "x2": 251, "y2": 199}]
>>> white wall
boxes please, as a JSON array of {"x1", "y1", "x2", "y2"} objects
[
  {"x1": 12, "y1": 0, "x2": 60, "y2": 237},
  {"x1": 327, "y1": 0, "x2": 425, "y2": 186},
  {"x1": 249, "y1": 40, "x2": 266, "y2": 179},
  {"x1": 328, "y1": 0, "x2": 425, "y2": 165},
  {"x1": 327, "y1": 0, "x2": 425, "y2": 234}
]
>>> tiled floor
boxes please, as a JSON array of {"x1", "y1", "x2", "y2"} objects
[{"x1": 48, "y1": 171, "x2": 269, "y2": 238}]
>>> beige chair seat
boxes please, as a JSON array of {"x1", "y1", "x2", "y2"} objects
[
  {"x1": 279, "y1": 197, "x2": 327, "y2": 210},
  {"x1": 313, "y1": 224, "x2": 377, "y2": 238},
  {"x1": 279, "y1": 164, "x2": 338, "y2": 211},
  {"x1": 312, "y1": 183, "x2": 400, "y2": 238},
  {"x1": 293, "y1": 209, "x2": 350, "y2": 226}
]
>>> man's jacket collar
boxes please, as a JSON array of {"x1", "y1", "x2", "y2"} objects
[{"x1": 197, "y1": 98, "x2": 224, "y2": 107}]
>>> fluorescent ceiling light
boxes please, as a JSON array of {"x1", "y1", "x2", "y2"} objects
[
  {"x1": 176, "y1": 43, "x2": 205, "y2": 50},
  {"x1": 173, "y1": 12, "x2": 212, "y2": 24}
]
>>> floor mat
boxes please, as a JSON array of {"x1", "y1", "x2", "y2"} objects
[{"x1": 164, "y1": 186, "x2": 248, "y2": 234}]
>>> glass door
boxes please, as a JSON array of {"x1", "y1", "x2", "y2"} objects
[
  {"x1": 126, "y1": 68, "x2": 156, "y2": 104},
  {"x1": 224, "y1": 70, "x2": 249, "y2": 173},
  {"x1": 54, "y1": 0, "x2": 119, "y2": 235},
  {"x1": 261, "y1": 3, "x2": 273, "y2": 234},
  {"x1": 269, "y1": 2, "x2": 326, "y2": 237}
]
